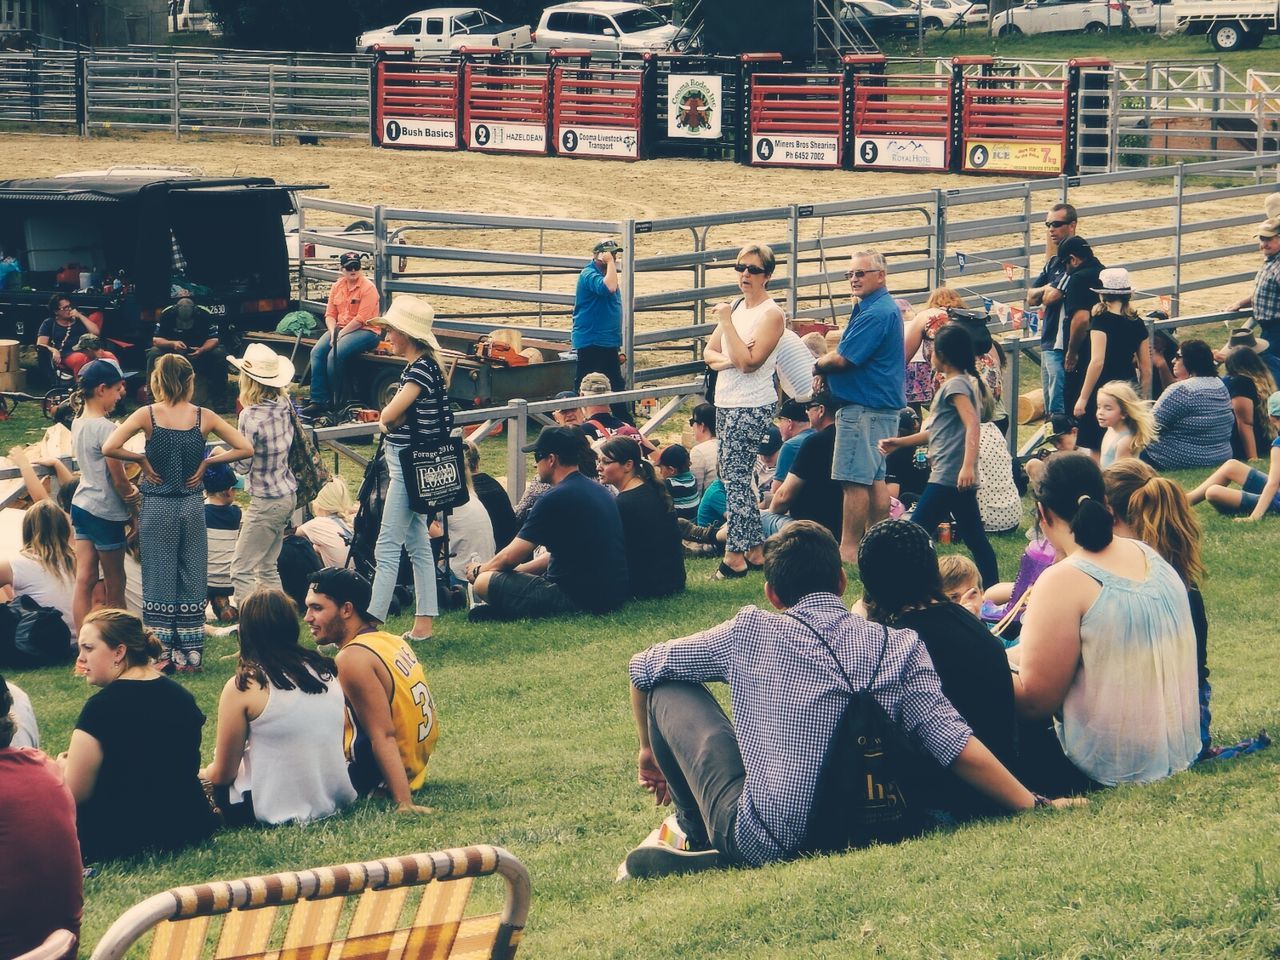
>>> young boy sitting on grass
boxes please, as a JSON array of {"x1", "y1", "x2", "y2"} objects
[
  {"x1": 938, "y1": 554, "x2": 983, "y2": 618},
  {"x1": 656, "y1": 443, "x2": 700, "y2": 521}
]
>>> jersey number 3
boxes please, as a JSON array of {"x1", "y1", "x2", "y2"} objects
[{"x1": 410, "y1": 681, "x2": 435, "y2": 742}]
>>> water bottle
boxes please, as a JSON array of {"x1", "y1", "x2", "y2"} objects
[{"x1": 913, "y1": 447, "x2": 927, "y2": 468}]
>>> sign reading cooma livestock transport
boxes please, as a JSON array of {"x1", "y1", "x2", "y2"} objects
[
  {"x1": 469, "y1": 121, "x2": 547, "y2": 154},
  {"x1": 382, "y1": 118, "x2": 457, "y2": 150},
  {"x1": 557, "y1": 125, "x2": 639, "y2": 159},
  {"x1": 667, "y1": 75, "x2": 722, "y2": 139},
  {"x1": 752, "y1": 135, "x2": 840, "y2": 168},
  {"x1": 854, "y1": 136, "x2": 947, "y2": 171},
  {"x1": 963, "y1": 139, "x2": 1064, "y2": 175}
]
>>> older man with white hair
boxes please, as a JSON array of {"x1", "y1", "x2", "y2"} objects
[{"x1": 812, "y1": 250, "x2": 904, "y2": 565}]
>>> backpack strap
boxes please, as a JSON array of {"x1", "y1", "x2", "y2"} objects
[{"x1": 784, "y1": 611, "x2": 888, "y2": 695}]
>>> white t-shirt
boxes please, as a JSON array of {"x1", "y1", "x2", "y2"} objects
[
  {"x1": 6, "y1": 680, "x2": 39, "y2": 749},
  {"x1": 296, "y1": 515, "x2": 354, "y2": 569},
  {"x1": 714, "y1": 298, "x2": 782, "y2": 408},
  {"x1": 690, "y1": 439, "x2": 719, "y2": 495},
  {"x1": 9, "y1": 554, "x2": 74, "y2": 634},
  {"x1": 441, "y1": 496, "x2": 495, "y2": 582}
]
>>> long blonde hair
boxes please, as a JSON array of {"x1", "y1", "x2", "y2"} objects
[
  {"x1": 150, "y1": 353, "x2": 195, "y2": 404},
  {"x1": 238, "y1": 372, "x2": 285, "y2": 408},
  {"x1": 1224, "y1": 346, "x2": 1278, "y2": 443},
  {"x1": 21, "y1": 500, "x2": 75, "y2": 582},
  {"x1": 1103, "y1": 458, "x2": 1204, "y2": 587},
  {"x1": 1097, "y1": 380, "x2": 1157, "y2": 455}
]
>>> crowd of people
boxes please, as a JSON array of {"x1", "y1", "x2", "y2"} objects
[{"x1": 2, "y1": 210, "x2": 1277, "y2": 951}]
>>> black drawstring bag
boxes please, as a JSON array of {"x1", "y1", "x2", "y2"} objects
[{"x1": 0, "y1": 595, "x2": 74, "y2": 669}]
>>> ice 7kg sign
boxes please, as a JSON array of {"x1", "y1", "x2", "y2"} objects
[{"x1": 667, "y1": 75, "x2": 722, "y2": 139}]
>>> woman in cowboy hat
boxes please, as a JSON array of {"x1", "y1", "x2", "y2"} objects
[
  {"x1": 1072, "y1": 267, "x2": 1152, "y2": 457},
  {"x1": 227, "y1": 343, "x2": 298, "y2": 614},
  {"x1": 370, "y1": 296, "x2": 452, "y2": 642}
]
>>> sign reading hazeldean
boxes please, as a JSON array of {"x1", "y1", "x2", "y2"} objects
[
  {"x1": 556, "y1": 125, "x2": 639, "y2": 159},
  {"x1": 468, "y1": 121, "x2": 547, "y2": 154},
  {"x1": 752, "y1": 134, "x2": 840, "y2": 168},
  {"x1": 963, "y1": 139, "x2": 1064, "y2": 175},
  {"x1": 382, "y1": 117, "x2": 457, "y2": 150},
  {"x1": 667, "y1": 75, "x2": 722, "y2": 139},
  {"x1": 854, "y1": 136, "x2": 947, "y2": 171}
]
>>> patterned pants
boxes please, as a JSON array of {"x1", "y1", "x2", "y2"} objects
[
  {"x1": 140, "y1": 492, "x2": 207, "y2": 667},
  {"x1": 716, "y1": 403, "x2": 776, "y2": 553}
]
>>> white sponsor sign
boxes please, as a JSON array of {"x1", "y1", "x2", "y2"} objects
[
  {"x1": 854, "y1": 136, "x2": 947, "y2": 170},
  {"x1": 667, "y1": 74, "x2": 722, "y2": 139},
  {"x1": 556, "y1": 124, "x2": 638, "y2": 159},
  {"x1": 752, "y1": 134, "x2": 840, "y2": 168},
  {"x1": 382, "y1": 117, "x2": 457, "y2": 149},
  {"x1": 469, "y1": 121, "x2": 546, "y2": 153}
]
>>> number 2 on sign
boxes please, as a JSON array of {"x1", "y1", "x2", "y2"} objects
[{"x1": 411, "y1": 681, "x2": 435, "y2": 743}]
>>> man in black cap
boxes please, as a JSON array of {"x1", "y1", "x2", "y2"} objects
[
  {"x1": 1025, "y1": 202, "x2": 1078, "y2": 416},
  {"x1": 465, "y1": 426, "x2": 628, "y2": 620},
  {"x1": 1054, "y1": 236, "x2": 1106, "y2": 419},
  {"x1": 762, "y1": 390, "x2": 843, "y2": 541},
  {"x1": 148, "y1": 296, "x2": 226, "y2": 406},
  {"x1": 572, "y1": 237, "x2": 627, "y2": 414}
]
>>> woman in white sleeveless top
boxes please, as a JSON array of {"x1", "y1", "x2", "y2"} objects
[
  {"x1": 199, "y1": 588, "x2": 356, "y2": 825},
  {"x1": 1008, "y1": 452, "x2": 1200, "y2": 795},
  {"x1": 702, "y1": 243, "x2": 785, "y2": 579}
]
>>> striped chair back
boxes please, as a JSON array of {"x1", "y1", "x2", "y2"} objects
[{"x1": 90, "y1": 845, "x2": 529, "y2": 960}]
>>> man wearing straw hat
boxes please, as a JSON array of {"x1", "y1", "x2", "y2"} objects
[{"x1": 1226, "y1": 217, "x2": 1280, "y2": 384}]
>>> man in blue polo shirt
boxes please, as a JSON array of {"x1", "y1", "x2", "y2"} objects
[
  {"x1": 813, "y1": 250, "x2": 904, "y2": 564},
  {"x1": 572, "y1": 236, "x2": 626, "y2": 401}
]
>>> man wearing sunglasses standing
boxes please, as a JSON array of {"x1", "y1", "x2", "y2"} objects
[
  {"x1": 302, "y1": 251, "x2": 380, "y2": 418},
  {"x1": 1026, "y1": 203, "x2": 1079, "y2": 416},
  {"x1": 813, "y1": 250, "x2": 904, "y2": 565}
]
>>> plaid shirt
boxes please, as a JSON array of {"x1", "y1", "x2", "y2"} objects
[
  {"x1": 234, "y1": 398, "x2": 297, "y2": 498},
  {"x1": 629, "y1": 593, "x2": 973, "y2": 866},
  {"x1": 1253, "y1": 251, "x2": 1280, "y2": 331}
]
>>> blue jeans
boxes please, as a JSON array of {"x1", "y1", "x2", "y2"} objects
[
  {"x1": 1041, "y1": 348, "x2": 1065, "y2": 416},
  {"x1": 368, "y1": 441, "x2": 439, "y2": 622},
  {"x1": 309, "y1": 328, "x2": 380, "y2": 406},
  {"x1": 909, "y1": 482, "x2": 999, "y2": 591}
]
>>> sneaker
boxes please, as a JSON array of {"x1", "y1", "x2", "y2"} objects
[{"x1": 617, "y1": 816, "x2": 722, "y2": 881}]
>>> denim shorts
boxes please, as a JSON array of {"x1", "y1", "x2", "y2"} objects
[
  {"x1": 1236, "y1": 466, "x2": 1280, "y2": 515},
  {"x1": 833, "y1": 404, "x2": 900, "y2": 484},
  {"x1": 71, "y1": 505, "x2": 127, "y2": 551}
]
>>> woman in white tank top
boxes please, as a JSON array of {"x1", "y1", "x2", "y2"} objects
[
  {"x1": 703, "y1": 243, "x2": 786, "y2": 579},
  {"x1": 199, "y1": 588, "x2": 356, "y2": 825}
]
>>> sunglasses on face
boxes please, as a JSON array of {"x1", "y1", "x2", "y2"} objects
[
  {"x1": 845, "y1": 269, "x2": 882, "y2": 280},
  {"x1": 343, "y1": 264, "x2": 361, "y2": 272},
  {"x1": 1045, "y1": 219, "x2": 1075, "y2": 229},
  {"x1": 733, "y1": 263, "x2": 766, "y2": 276}
]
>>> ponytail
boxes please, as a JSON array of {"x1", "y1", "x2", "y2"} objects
[
  {"x1": 600, "y1": 436, "x2": 672, "y2": 510},
  {"x1": 68, "y1": 387, "x2": 87, "y2": 418},
  {"x1": 1103, "y1": 459, "x2": 1204, "y2": 586},
  {"x1": 636, "y1": 455, "x2": 672, "y2": 510},
  {"x1": 1070, "y1": 495, "x2": 1114, "y2": 552},
  {"x1": 1036, "y1": 451, "x2": 1113, "y2": 552}
]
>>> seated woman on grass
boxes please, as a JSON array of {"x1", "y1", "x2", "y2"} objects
[
  {"x1": 199, "y1": 588, "x2": 356, "y2": 826},
  {"x1": 1009, "y1": 452, "x2": 1201, "y2": 795},
  {"x1": 1186, "y1": 391, "x2": 1280, "y2": 522}
]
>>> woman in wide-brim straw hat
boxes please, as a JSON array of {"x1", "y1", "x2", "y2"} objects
[
  {"x1": 227, "y1": 343, "x2": 298, "y2": 618},
  {"x1": 370, "y1": 295, "x2": 452, "y2": 642},
  {"x1": 1071, "y1": 266, "x2": 1152, "y2": 456}
]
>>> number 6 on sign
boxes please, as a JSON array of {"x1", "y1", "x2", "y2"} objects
[{"x1": 411, "y1": 681, "x2": 436, "y2": 743}]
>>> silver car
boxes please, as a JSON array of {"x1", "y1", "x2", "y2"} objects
[{"x1": 531, "y1": 1, "x2": 678, "y2": 57}]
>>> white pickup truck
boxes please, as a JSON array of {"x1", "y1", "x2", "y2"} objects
[
  {"x1": 356, "y1": 7, "x2": 532, "y2": 56},
  {"x1": 1173, "y1": 0, "x2": 1273, "y2": 49}
]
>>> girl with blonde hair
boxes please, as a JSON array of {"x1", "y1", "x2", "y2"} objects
[
  {"x1": 103, "y1": 353, "x2": 252, "y2": 672},
  {"x1": 0, "y1": 499, "x2": 76, "y2": 635},
  {"x1": 1094, "y1": 380, "x2": 1157, "y2": 466},
  {"x1": 296, "y1": 477, "x2": 358, "y2": 568}
]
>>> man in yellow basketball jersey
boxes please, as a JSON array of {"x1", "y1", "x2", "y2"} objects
[{"x1": 304, "y1": 567, "x2": 438, "y2": 813}]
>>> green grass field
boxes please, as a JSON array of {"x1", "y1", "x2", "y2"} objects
[{"x1": 3, "y1": 394, "x2": 1280, "y2": 959}]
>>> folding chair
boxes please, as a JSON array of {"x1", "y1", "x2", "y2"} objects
[
  {"x1": 13, "y1": 930, "x2": 77, "y2": 960},
  {"x1": 90, "y1": 845, "x2": 529, "y2": 960}
]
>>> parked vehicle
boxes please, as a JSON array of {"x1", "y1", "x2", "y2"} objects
[
  {"x1": 991, "y1": 0, "x2": 1132, "y2": 35},
  {"x1": 530, "y1": 1, "x2": 678, "y2": 57},
  {"x1": 840, "y1": 0, "x2": 923, "y2": 38},
  {"x1": 356, "y1": 7, "x2": 531, "y2": 56},
  {"x1": 172, "y1": 0, "x2": 223, "y2": 35},
  {"x1": 0, "y1": 171, "x2": 302, "y2": 350},
  {"x1": 912, "y1": 0, "x2": 990, "y2": 27},
  {"x1": 1173, "y1": 0, "x2": 1273, "y2": 48}
]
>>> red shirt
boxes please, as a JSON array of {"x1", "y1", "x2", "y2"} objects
[{"x1": 0, "y1": 748, "x2": 83, "y2": 957}]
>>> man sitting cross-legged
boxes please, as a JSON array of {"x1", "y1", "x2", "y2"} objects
[
  {"x1": 465, "y1": 426, "x2": 628, "y2": 620},
  {"x1": 621, "y1": 520, "x2": 1078, "y2": 879},
  {"x1": 303, "y1": 567, "x2": 438, "y2": 814}
]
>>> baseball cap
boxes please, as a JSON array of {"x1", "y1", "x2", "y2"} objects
[
  {"x1": 806, "y1": 389, "x2": 842, "y2": 412},
  {"x1": 579, "y1": 372, "x2": 612, "y2": 396},
  {"x1": 1056, "y1": 236, "x2": 1093, "y2": 262},
  {"x1": 553, "y1": 389, "x2": 578, "y2": 411},
  {"x1": 1259, "y1": 219, "x2": 1280, "y2": 240},
  {"x1": 74, "y1": 333, "x2": 105, "y2": 353},
  {"x1": 308, "y1": 567, "x2": 374, "y2": 620},
  {"x1": 1047, "y1": 413, "x2": 1077, "y2": 440},
  {"x1": 201, "y1": 461, "x2": 237, "y2": 494},
  {"x1": 1268, "y1": 391, "x2": 1280, "y2": 417},
  {"x1": 778, "y1": 398, "x2": 809, "y2": 423},
  {"x1": 593, "y1": 238, "x2": 623, "y2": 255},
  {"x1": 78, "y1": 358, "x2": 124, "y2": 391},
  {"x1": 758, "y1": 425, "x2": 783, "y2": 456},
  {"x1": 338, "y1": 252, "x2": 362, "y2": 269},
  {"x1": 523, "y1": 425, "x2": 588, "y2": 462}
]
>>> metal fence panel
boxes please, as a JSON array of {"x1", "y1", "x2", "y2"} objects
[{"x1": 0, "y1": 51, "x2": 80, "y2": 129}]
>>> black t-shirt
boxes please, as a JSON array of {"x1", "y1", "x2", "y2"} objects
[
  {"x1": 581, "y1": 412, "x2": 626, "y2": 441},
  {"x1": 1060, "y1": 258, "x2": 1105, "y2": 363},
  {"x1": 885, "y1": 443, "x2": 929, "y2": 497},
  {"x1": 38, "y1": 317, "x2": 90, "y2": 354},
  {"x1": 154, "y1": 304, "x2": 219, "y2": 346},
  {"x1": 386, "y1": 355, "x2": 452, "y2": 447},
  {"x1": 1225, "y1": 375, "x2": 1267, "y2": 460},
  {"x1": 472, "y1": 472, "x2": 519, "y2": 550},
  {"x1": 517, "y1": 470, "x2": 628, "y2": 611},
  {"x1": 893, "y1": 603, "x2": 1017, "y2": 819},
  {"x1": 616, "y1": 483, "x2": 686, "y2": 599},
  {"x1": 1089, "y1": 309, "x2": 1148, "y2": 387},
  {"x1": 787, "y1": 425, "x2": 843, "y2": 540},
  {"x1": 74, "y1": 677, "x2": 217, "y2": 863}
]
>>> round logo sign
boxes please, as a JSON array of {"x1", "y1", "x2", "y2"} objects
[
  {"x1": 385, "y1": 120, "x2": 402, "y2": 143},
  {"x1": 474, "y1": 124, "x2": 491, "y2": 147},
  {"x1": 755, "y1": 137, "x2": 774, "y2": 162},
  {"x1": 968, "y1": 143, "x2": 989, "y2": 169},
  {"x1": 859, "y1": 140, "x2": 878, "y2": 165},
  {"x1": 561, "y1": 129, "x2": 579, "y2": 152}
]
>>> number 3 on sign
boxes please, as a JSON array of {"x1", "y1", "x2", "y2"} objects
[{"x1": 411, "y1": 681, "x2": 436, "y2": 743}]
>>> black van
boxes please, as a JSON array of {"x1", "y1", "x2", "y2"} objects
[{"x1": 0, "y1": 173, "x2": 304, "y2": 353}]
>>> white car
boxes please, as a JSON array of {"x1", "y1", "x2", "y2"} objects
[
  {"x1": 530, "y1": 1, "x2": 678, "y2": 57},
  {"x1": 356, "y1": 7, "x2": 531, "y2": 56},
  {"x1": 992, "y1": 0, "x2": 1137, "y2": 34},
  {"x1": 917, "y1": 0, "x2": 989, "y2": 27}
]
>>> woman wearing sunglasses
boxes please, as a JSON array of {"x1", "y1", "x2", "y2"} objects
[
  {"x1": 702, "y1": 244, "x2": 785, "y2": 579},
  {"x1": 302, "y1": 251, "x2": 381, "y2": 418}
]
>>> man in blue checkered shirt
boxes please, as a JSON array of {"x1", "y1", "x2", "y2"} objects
[{"x1": 622, "y1": 521, "x2": 1068, "y2": 879}]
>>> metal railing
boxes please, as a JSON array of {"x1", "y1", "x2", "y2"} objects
[{"x1": 0, "y1": 50, "x2": 80, "y2": 128}]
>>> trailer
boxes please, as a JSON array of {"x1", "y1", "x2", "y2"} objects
[{"x1": 1173, "y1": 0, "x2": 1275, "y2": 49}]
